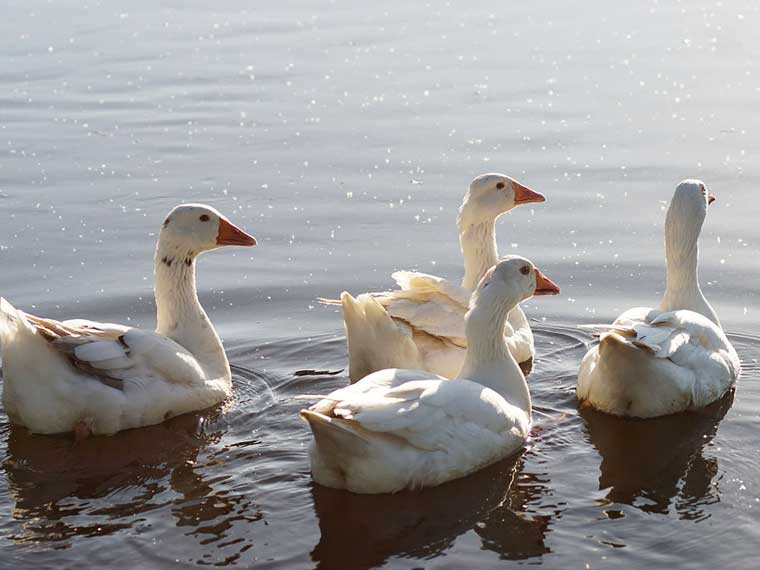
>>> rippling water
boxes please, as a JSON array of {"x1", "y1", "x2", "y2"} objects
[{"x1": 1, "y1": 0, "x2": 760, "y2": 568}]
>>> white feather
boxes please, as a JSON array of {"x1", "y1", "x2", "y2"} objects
[
  {"x1": 0, "y1": 204, "x2": 254, "y2": 435},
  {"x1": 577, "y1": 181, "x2": 740, "y2": 417},
  {"x1": 326, "y1": 174, "x2": 541, "y2": 382},
  {"x1": 303, "y1": 256, "x2": 546, "y2": 494}
]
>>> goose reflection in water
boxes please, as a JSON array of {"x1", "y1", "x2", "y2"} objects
[
  {"x1": 580, "y1": 390, "x2": 734, "y2": 517},
  {"x1": 2, "y1": 406, "x2": 262, "y2": 563},
  {"x1": 309, "y1": 451, "x2": 550, "y2": 570}
]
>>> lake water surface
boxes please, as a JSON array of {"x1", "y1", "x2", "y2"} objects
[{"x1": 1, "y1": 1, "x2": 760, "y2": 568}]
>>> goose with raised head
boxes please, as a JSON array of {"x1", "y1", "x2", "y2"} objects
[
  {"x1": 326, "y1": 173, "x2": 546, "y2": 383},
  {"x1": 577, "y1": 180, "x2": 740, "y2": 418},
  {"x1": 302, "y1": 256, "x2": 560, "y2": 494},
  {"x1": 0, "y1": 204, "x2": 257, "y2": 436}
]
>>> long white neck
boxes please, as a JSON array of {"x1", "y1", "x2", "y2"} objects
[
  {"x1": 153, "y1": 243, "x2": 230, "y2": 381},
  {"x1": 660, "y1": 217, "x2": 720, "y2": 327},
  {"x1": 459, "y1": 217, "x2": 499, "y2": 290},
  {"x1": 456, "y1": 295, "x2": 531, "y2": 417}
]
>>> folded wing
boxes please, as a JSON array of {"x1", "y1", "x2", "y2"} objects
[
  {"x1": 312, "y1": 375, "x2": 522, "y2": 452},
  {"x1": 26, "y1": 314, "x2": 205, "y2": 389},
  {"x1": 579, "y1": 309, "x2": 727, "y2": 362},
  {"x1": 372, "y1": 271, "x2": 471, "y2": 345}
]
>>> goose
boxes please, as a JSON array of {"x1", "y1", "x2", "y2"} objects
[
  {"x1": 577, "y1": 180, "x2": 740, "y2": 418},
  {"x1": 301, "y1": 255, "x2": 560, "y2": 494},
  {"x1": 325, "y1": 173, "x2": 545, "y2": 383},
  {"x1": 0, "y1": 204, "x2": 257, "y2": 437}
]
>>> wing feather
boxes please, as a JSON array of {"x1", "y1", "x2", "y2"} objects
[
  {"x1": 383, "y1": 294, "x2": 467, "y2": 345},
  {"x1": 312, "y1": 377, "x2": 519, "y2": 452},
  {"x1": 73, "y1": 339, "x2": 129, "y2": 362},
  {"x1": 26, "y1": 314, "x2": 205, "y2": 388},
  {"x1": 390, "y1": 271, "x2": 472, "y2": 306},
  {"x1": 581, "y1": 309, "x2": 725, "y2": 361}
]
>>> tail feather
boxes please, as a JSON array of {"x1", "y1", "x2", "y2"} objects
[
  {"x1": 588, "y1": 332, "x2": 681, "y2": 417},
  {"x1": 595, "y1": 331, "x2": 647, "y2": 367},
  {"x1": 300, "y1": 409, "x2": 369, "y2": 456},
  {"x1": 340, "y1": 292, "x2": 420, "y2": 383},
  {"x1": 597, "y1": 328, "x2": 672, "y2": 357},
  {"x1": 0, "y1": 297, "x2": 22, "y2": 341},
  {"x1": 598, "y1": 330, "x2": 641, "y2": 355},
  {"x1": 361, "y1": 291, "x2": 394, "y2": 323},
  {"x1": 1, "y1": 296, "x2": 19, "y2": 318}
]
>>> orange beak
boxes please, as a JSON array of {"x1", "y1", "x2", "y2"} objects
[
  {"x1": 707, "y1": 192, "x2": 716, "y2": 205},
  {"x1": 534, "y1": 269, "x2": 560, "y2": 296},
  {"x1": 513, "y1": 181, "x2": 546, "y2": 205},
  {"x1": 216, "y1": 218, "x2": 257, "y2": 247}
]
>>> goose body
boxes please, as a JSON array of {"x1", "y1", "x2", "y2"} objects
[
  {"x1": 330, "y1": 173, "x2": 545, "y2": 382},
  {"x1": 302, "y1": 256, "x2": 560, "y2": 494},
  {"x1": 577, "y1": 180, "x2": 740, "y2": 417},
  {"x1": 0, "y1": 204, "x2": 257, "y2": 436}
]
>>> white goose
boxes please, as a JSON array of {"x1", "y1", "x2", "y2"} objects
[
  {"x1": 0, "y1": 204, "x2": 257, "y2": 437},
  {"x1": 329, "y1": 173, "x2": 546, "y2": 382},
  {"x1": 301, "y1": 256, "x2": 560, "y2": 494},
  {"x1": 577, "y1": 180, "x2": 740, "y2": 418}
]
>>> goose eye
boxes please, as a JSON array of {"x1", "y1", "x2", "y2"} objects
[
  {"x1": 199, "y1": 214, "x2": 210, "y2": 222},
  {"x1": 162, "y1": 218, "x2": 170, "y2": 228},
  {"x1": 496, "y1": 182, "x2": 505, "y2": 190},
  {"x1": 520, "y1": 266, "x2": 531, "y2": 276}
]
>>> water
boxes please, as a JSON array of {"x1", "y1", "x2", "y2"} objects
[{"x1": 1, "y1": 0, "x2": 759, "y2": 567}]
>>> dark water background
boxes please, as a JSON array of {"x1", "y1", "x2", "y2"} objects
[{"x1": 1, "y1": 0, "x2": 759, "y2": 568}]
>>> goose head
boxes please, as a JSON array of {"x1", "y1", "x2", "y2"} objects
[
  {"x1": 665, "y1": 179, "x2": 715, "y2": 253},
  {"x1": 158, "y1": 204, "x2": 256, "y2": 260},
  {"x1": 462, "y1": 256, "x2": 560, "y2": 391},
  {"x1": 471, "y1": 255, "x2": 561, "y2": 314},
  {"x1": 458, "y1": 173, "x2": 545, "y2": 229}
]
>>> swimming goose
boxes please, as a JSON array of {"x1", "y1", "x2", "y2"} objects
[
  {"x1": 302, "y1": 256, "x2": 560, "y2": 494},
  {"x1": 0, "y1": 204, "x2": 256, "y2": 436},
  {"x1": 327, "y1": 173, "x2": 545, "y2": 382},
  {"x1": 577, "y1": 180, "x2": 740, "y2": 418}
]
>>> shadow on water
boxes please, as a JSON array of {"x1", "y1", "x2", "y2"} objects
[
  {"x1": 0, "y1": 365, "x2": 281, "y2": 566},
  {"x1": 577, "y1": 330, "x2": 760, "y2": 522},
  {"x1": 310, "y1": 452, "x2": 549, "y2": 570},
  {"x1": 1, "y1": 325, "x2": 759, "y2": 568},
  {"x1": 580, "y1": 384, "x2": 734, "y2": 519},
  {"x1": 570, "y1": 331, "x2": 760, "y2": 523},
  {"x1": 304, "y1": 323, "x2": 594, "y2": 569},
  {"x1": 1, "y1": 408, "x2": 246, "y2": 541}
]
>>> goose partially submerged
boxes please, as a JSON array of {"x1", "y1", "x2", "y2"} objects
[
  {"x1": 326, "y1": 173, "x2": 546, "y2": 382},
  {"x1": 0, "y1": 204, "x2": 256, "y2": 436},
  {"x1": 302, "y1": 256, "x2": 560, "y2": 494},
  {"x1": 577, "y1": 180, "x2": 740, "y2": 418}
]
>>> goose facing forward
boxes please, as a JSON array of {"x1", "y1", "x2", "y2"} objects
[
  {"x1": 577, "y1": 180, "x2": 740, "y2": 418},
  {"x1": 302, "y1": 256, "x2": 560, "y2": 494},
  {"x1": 0, "y1": 204, "x2": 256, "y2": 436},
  {"x1": 332, "y1": 173, "x2": 546, "y2": 383}
]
